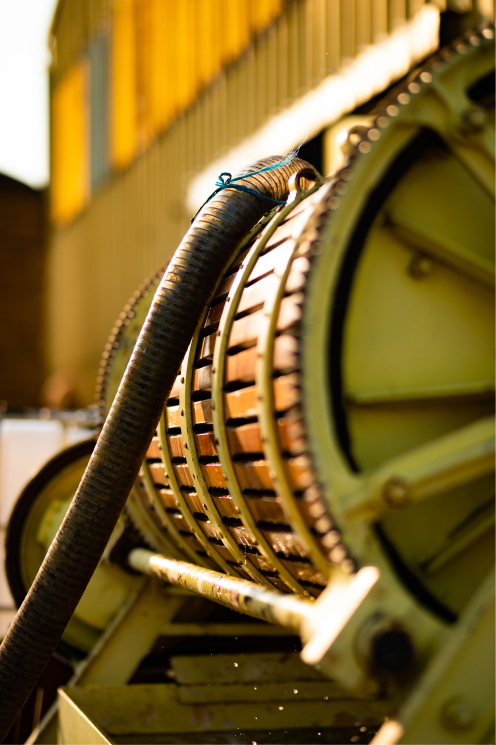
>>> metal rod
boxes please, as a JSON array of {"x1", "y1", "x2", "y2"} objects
[{"x1": 128, "y1": 548, "x2": 315, "y2": 635}]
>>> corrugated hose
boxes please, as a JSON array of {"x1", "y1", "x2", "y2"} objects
[{"x1": 0, "y1": 155, "x2": 315, "y2": 739}]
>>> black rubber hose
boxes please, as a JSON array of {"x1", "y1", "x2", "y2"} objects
[{"x1": 0, "y1": 155, "x2": 314, "y2": 739}]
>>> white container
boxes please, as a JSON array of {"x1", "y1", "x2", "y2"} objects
[{"x1": 0, "y1": 418, "x2": 65, "y2": 611}]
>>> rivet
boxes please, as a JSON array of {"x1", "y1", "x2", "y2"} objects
[
  {"x1": 461, "y1": 106, "x2": 486, "y2": 131},
  {"x1": 386, "y1": 104, "x2": 399, "y2": 117},
  {"x1": 482, "y1": 27, "x2": 494, "y2": 39},
  {"x1": 441, "y1": 696, "x2": 476, "y2": 732},
  {"x1": 358, "y1": 141, "x2": 372, "y2": 154},
  {"x1": 420, "y1": 71, "x2": 432, "y2": 84},
  {"x1": 376, "y1": 116, "x2": 389, "y2": 128},
  {"x1": 408, "y1": 81, "x2": 421, "y2": 94},
  {"x1": 383, "y1": 477, "x2": 410, "y2": 508},
  {"x1": 409, "y1": 253, "x2": 434, "y2": 279},
  {"x1": 367, "y1": 128, "x2": 380, "y2": 141},
  {"x1": 397, "y1": 92, "x2": 410, "y2": 105}
]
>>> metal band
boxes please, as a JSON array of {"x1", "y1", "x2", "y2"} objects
[
  {"x1": 212, "y1": 191, "x2": 315, "y2": 595},
  {"x1": 181, "y1": 322, "x2": 270, "y2": 584},
  {"x1": 134, "y1": 465, "x2": 187, "y2": 562},
  {"x1": 256, "y1": 177, "x2": 331, "y2": 579},
  {"x1": 155, "y1": 414, "x2": 210, "y2": 567}
]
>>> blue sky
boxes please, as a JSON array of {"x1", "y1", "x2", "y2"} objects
[{"x1": 0, "y1": 0, "x2": 58, "y2": 188}]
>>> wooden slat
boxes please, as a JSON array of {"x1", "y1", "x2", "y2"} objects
[
  {"x1": 243, "y1": 551, "x2": 275, "y2": 572},
  {"x1": 193, "y1": 398, "x2": 213, "y2": 424},
  {"x1": 182, "y1": 533, "x2": 208, "y2": 553},
  {"x1": 281, "y1": 559, "x2": 326, "y2": 585},
  {"x1": 169, "y1": 376, "x2": 181, "y2": 399},
  {"x1": 225, "y1": 523, "x2": 257, "y2": 547},
  {"x1": 286, "y1": 455, "x2": 314, "y2": 491},
  {"x1": 285, "y1": 256, "x2": 310, "y2": 293},
  {"x1": 203, "y1": 299, "x2": 226, "y2": 329},
  {"x1": 245, "y1": 495, "x2": 286, "y2": 523},
  {"x1": 182, "y1": 490, "x2": 206, "y2": 515},
  {"x1": 201, "y1": 462, "x2": 227, "y2": 488},
  {"x1": 233, "y1": 459, "x2": 274, "y2": 490},
  {"x1": 168, "y1": 433, "x2": 185, "y2": 458},
  {"x1": 274, "y1": 373, "x2": 301, "y2": 411},
  {"x1": 174, "y1": 463, "x2": 194, "y2": 487},
  {"x1": 261, "y1": 526, "x2": 307, "y2": 557},
  {"x1": 155, "y1": 488, "x2": 178, "y2": 510},
  {"x1": 247, "y1": 242, "x2": 294, "y2": 283},
  {"x1": 211, "y1": 272, "x2": 236, "y2": 302},
  {"x1": 227, "y1": 422, "x2": 264, "y2": 454},
  {"x1": 146, "y1": 436, "x2": 162, "y2": 459},
  {"x1": 210, "y1": 494, "x2": 239, "y2": 520},
  {"x1": 225, "y1": 347, "x2": 258, "y2": 384},
  {"x1": 225, "y1": 334, "x2": 299, "y2": 385},
  {"x1": 273, "y1": 334, "x2": 300, "y2": 373},
  {"x1": 277, "y1": 415, "x2": 306, "y2": 454},
  {"x1": 267, "y1": 576, "x2": 291, "y2": 592},
  {"x1": 194, "y1": 431, "x2": 218, "y2": 457},
  {"x1": 224, "y1": 386, "x2": 258, "y2": 419},
  {"x1": 166, "y1": 404, "x2": 181, "y2": 428},
  {"x1": 167, "y1": 511, "x2": 194, "y2": 533},
  {"x1": 197, "y1": 519, "x2": 224, "y2": 542},
  {"x1": 237, "y1": 273, "x2": 277, "y2": 315},
  {"x1": 196, "y1": 330, "x2": 217, "y2": 363},
  {"x1": 229, "y1": 309, "x2": 264, "y2": 348},
  {"x1": 148, "y1": 461, "x2": 169, "y2": 486},
  {"x1": 192, "y1": 364, "x2": 212, "y2": 392},
  {"x1": 229, "y1": 294, "x2": 302, "y2": 350},
  {"x1": 263, "y1": 208, "x2": 310, "y2": 249}
]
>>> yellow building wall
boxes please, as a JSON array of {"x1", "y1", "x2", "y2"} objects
[{"x1": 47, "y1": 0, "x2": 493, "y2": 405}]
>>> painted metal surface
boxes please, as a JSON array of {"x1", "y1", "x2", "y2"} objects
[{"x1": 128, "y1": 547, "x2": 314, "y2": 633}]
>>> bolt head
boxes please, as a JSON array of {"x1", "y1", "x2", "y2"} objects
[
  {"x1": 441, "y1": 696, "x2": 476, "y2": 732},
  {"x1": 461, "y1": 106, "x2": 486, "y2": 132},
  {"x1": 409, "y1": 253, "x2": 434, "y2": 279},
  {"x1": 383, "y1": 477, "x2": 410, "y2": 508}
]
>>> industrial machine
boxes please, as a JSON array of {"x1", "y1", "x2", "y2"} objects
[{"x1": 2, "y1": 26, "x2": 494, "y2": 744}]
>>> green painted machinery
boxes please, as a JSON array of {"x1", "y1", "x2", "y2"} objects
[{"x1": 5, "y1": 27, "x2": 495, "y2": 745}]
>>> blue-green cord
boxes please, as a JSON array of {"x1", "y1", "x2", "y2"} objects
[{"x1": 191, "y1": 154, "x2": 295, "y2": 224}]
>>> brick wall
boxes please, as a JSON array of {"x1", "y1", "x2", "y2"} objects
[{"x1": 0, "y1": 174, "x2": 46, "y2": 407}]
